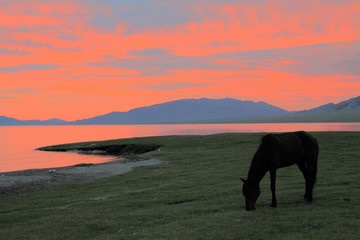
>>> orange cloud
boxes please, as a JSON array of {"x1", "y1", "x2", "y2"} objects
[{"x1": 1, "y1": 0, "x2": 360, "y2": 121}]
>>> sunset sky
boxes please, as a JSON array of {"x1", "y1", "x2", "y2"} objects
[{"x1": 1, "y1": 0, "x2": 360, "y2": 121}]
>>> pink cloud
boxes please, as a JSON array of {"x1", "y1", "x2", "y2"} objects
[{"x1": 1, "y1": 0, "x2": 360, "y2": 120}]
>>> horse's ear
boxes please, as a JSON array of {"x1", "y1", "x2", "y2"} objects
[{"x1": 240, "y1": 178, "x2": 246, "y2": 183}]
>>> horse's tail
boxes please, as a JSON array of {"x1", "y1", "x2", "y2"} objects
[
  {"x1": 299, "y1": 132, "x2": 319, "y2": 183},
  {"x1": 312, "y1": 138, "x2": 319, "y2": 184},
  {"x1": 308, "y1": 135, "x2": 318, "y2": 185}
]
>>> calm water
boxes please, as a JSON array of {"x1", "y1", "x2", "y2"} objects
[{"x1": 1, "y1": 123, "x2": 360, "y2": 172}]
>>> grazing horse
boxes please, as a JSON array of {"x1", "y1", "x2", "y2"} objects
[{"x1": 241, "y1": 131, "x2": 318, "y2": 211}]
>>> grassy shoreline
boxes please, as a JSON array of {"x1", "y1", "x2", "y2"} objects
[{"x1": 1, "y1": 132, "x2": 359, "y2": 239}]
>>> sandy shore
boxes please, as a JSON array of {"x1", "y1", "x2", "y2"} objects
[{"x1": 0, "y1": 159, "x2": 161, "y2": 195}]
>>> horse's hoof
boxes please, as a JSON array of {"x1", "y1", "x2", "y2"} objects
[
  {"x1": 271, "y1": 204, "x2": 277, "y2": 208},
  {"x1": 246, "y1": 206, "x2": 256, "y2": 211}
]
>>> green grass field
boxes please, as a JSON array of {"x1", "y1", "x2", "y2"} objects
[{"x1": 1, "y1": 132, "x2": 359, "y2": 239}]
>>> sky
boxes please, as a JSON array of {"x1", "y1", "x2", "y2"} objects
[{"x1": 1, "y1": 0, "x2": 360, "y2": 121}]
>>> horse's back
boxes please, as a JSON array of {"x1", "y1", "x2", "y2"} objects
[
  {"x1": 296, "y1": 131, "x2": 319, "y2": 153},
  {"x1": 260, "y1": 131, "x2": 318, "y2": 168},
  {"x1": 263, "y1": 131, "x2": 317, "y2": 150}
]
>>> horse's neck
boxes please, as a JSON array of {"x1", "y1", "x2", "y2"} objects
[
  {"x1": 247, "y1": 146, "x2": 269, "y2": 183},
  {"x1": 248, "y1": 162, "x2": 268, "y2": 184}
]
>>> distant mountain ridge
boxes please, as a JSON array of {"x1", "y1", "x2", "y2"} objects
[
  {"x1": 1, "y1": 96, "x2": 359, "y2": 125},
  {"x1": 73, "y1": 98, "x2": 288, "y2": 125},
  {"x1": 283, "y1": 96, "x2": 360, "y2": 123},
  {"x1": 297, "y1": 96, "x2": 360, "y2": 114},
  {"x1": 0, "y1": 116, "x2": 67, "y2": 126}
]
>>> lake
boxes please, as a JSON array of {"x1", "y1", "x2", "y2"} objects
[{"x1": 1, "y1": 123, "x2": 360, "y2": 172}]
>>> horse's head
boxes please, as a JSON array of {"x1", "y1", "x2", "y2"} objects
[{"x1": 241, "y1": 178, "x2": 260, "y2": 211}]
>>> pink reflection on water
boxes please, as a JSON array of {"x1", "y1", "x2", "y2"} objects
[
  {"x1": 1, "y1": 123, "x2": 359, "y2": 172},
  {"x1": 0, "y1": 125, "x2": 159, "y2": 172}
]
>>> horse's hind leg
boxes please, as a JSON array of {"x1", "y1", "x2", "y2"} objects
[
  {"x1": 270, "y1": 169, "x2": 277, "y2": 207},
  {"x1": 306, "y1": 160, "x2": 317, "y2": 202},
  {"x1": 304, "y1": 150, "x2": 318, "y2": 202},
  {"x1": 298, "y1": 160, "x2": 316, "y2": 202},
  {"x1": 297, "y1": 162, "x2": 310, "y2": 201}
]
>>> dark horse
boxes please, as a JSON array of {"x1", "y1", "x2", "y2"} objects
[{"x1": 241, "y1": 131, "x2": 318, "y2": 211}]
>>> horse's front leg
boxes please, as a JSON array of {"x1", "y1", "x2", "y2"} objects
[{"x1": 270, "y1": 169, "x2": 277, "y2": 208}]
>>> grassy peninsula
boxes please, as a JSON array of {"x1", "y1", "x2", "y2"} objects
[{"x1": 1, "y1": 132, "x2": 359, "y2": 239}]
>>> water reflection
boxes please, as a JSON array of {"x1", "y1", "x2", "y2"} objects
[{"x1": 1, "y1": 123, "x2": 359, "y2": 172}]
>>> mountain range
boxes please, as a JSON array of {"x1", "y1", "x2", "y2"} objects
[
  {"x1": 1, "y1": 96, "x2": 359, "y2": 125},
  {"x1": 0, "y1": 116, "x2": 68, "y2": 126}
]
